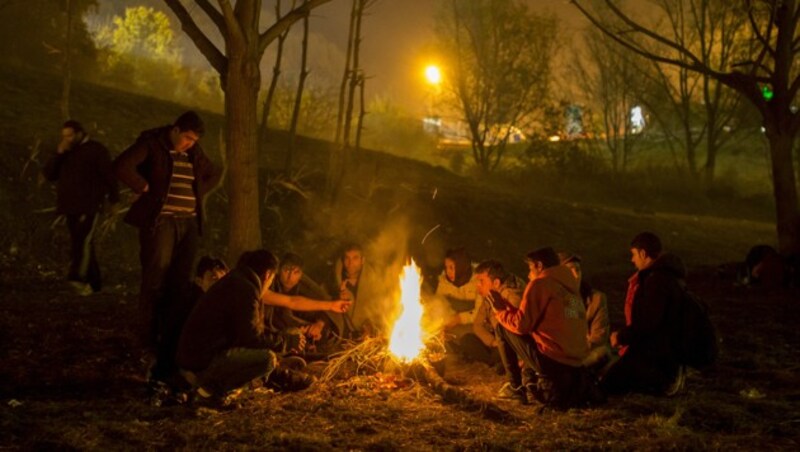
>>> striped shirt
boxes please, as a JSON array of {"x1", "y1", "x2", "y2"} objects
[{"x1": 160, "y1": 150, "x2": 196, "y2": 217}]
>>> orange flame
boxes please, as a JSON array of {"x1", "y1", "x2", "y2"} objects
[{"x1": 388, "y1": 260, "x2": 425, "y2": 361}]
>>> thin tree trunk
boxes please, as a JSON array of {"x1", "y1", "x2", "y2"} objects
[
  {"x1": 286, "y1": 7, "x2": 310, "y2": 174},
  {"x1": 355, "y1": 75, "x2": 365, "y2": 153},
  {"x1": 60, "y1": 0, "x2": 73, "y2": 121},
  {"x1": 327, "y1": 0, "x2": 358, "y2": 197},
  {"x1": 259, "y1": 0, "x2": 292, "y2": 150}
]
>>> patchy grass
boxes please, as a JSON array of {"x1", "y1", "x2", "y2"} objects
[{"x1": 1, "y1": 66, "x2": 798, "y2": 449}]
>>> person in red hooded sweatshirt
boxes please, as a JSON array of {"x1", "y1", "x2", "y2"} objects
[{"x1": 490, "y1": 247, "x2": 590, "y2": 408}]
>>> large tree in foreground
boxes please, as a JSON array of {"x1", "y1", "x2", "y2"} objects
[
  {"x1": 573, "y1": 0, "x2": 800, "y2": 254},
  {"x1": 164, "y1": 0, "x2": 331, "y2": 261},
  {"x1": 435, "y1": 0, "x2": 558, "y2": 173}
]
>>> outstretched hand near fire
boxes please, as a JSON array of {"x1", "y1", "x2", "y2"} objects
[{"x1": 329, "y1": 300, "x2": 351, "y2": 313}]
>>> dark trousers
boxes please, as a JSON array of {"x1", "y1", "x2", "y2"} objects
[
  {"x1": 601, "y1": 347, "x2": 679, "y2": 395},
  {"x1": 66, "y1": 213, "x2": 101, "y2": 291},
  {"x1": 495, "y1": 329, "x2": 534, "y2": 387},
  {"x1": 138, "y1": 216, "x2": 198, "y2": 381},
  {"x1": 497, "y1": 326, "x2": 590, "y2": 407},
  {"x1": 194, "y1": 348, "x2": 278, "y2": 395},
  {"x1": 456, "y1": 333, "x2": 502, "y2": 367}
]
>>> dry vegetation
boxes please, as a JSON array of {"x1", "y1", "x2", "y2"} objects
[{"x1": 1, "y1": 67, "x2": 799, "y2": 450}]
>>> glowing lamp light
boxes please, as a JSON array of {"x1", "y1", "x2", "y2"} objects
[
  {"x1": 424, "y1": 65, "x2": 442, "y2": 86},
  {"x1": 388, "y1": 260, "x2": 425, "y2": 361}
]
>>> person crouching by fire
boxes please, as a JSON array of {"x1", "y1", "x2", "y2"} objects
[
  {"x1": 269, "y1": 252, "x2": 345, "y2": 356},
  {"x1": 177, "y1": 250, "x2": 351, "y2": 406},
  {"x1": 326, "y1": 243, "x2": 388, "y2": 338},
  {"x1": 432, "y1": 247, "x2": 483, "y2": 351},
  {"x1": 490, "y1": 247, "x2": 593, "y2": 408},
  {"x1": 470, "y1": 260, "x2": 531, "y2": 403}
]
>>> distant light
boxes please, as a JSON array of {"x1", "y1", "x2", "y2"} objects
[
  {"x1": 630, "y1": 106, "x2": 645, "y2": 134},
  {"x1": 548, "y1": 135, "x2": 561, "y2": 142},
  {"x1": 762, "y1": 85, "x2": 774, "y2": 101},
  {"x1": 425, "y1": 65, "x2": 442, "y2": 85},
  {"x1": 761, "y1": 126, "x2": 766, "y2": 133}
]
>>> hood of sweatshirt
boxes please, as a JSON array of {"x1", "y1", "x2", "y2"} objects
[{"x1": 540, "y1": 264, "x2": 580, "y2": 295}]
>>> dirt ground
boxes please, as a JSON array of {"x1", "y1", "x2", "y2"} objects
[
  {"x1": 1, "y1": 66, "x2": 798, "y2": 450},
  {"x1": 1, "y1": 261, "x2": 798, "y2": 450}
]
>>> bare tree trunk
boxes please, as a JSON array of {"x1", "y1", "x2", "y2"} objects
[
  {"x1": 225, "y1": 55, "x2": 263, "y2": 262},
  {"x1": 286, "y1": 6, "x2": 310, "y2": 174},
  {"x1": 334, "y1": 0, "x2": 357, "y2": 146},
  {"x1": 342, "y1": 0, "x2": 364, "y2": 150},
  {"x1": 355, "y1": 75, "x2": 366, "y2": 153},
  {"x1": 260, "y1": 0, "x2": 292, "y2": 149},
  {"x1": 60, "y1": 0, "x2": 73, "y2": 121},
  {"x1": 327, "y1": 0, "x2": 358, "y2": 197},
  {"x1": 767, "y1": 130, "x2": 800, "y2": 254}
]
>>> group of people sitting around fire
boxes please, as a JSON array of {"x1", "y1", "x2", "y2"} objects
[
  {"x1": 43, "y1": 111, "x2": 699, "y2": 410},
  {"x1": 425, "y1": 232, "x2": 691, "y2": 409},
  {"x1": 146, "y1": 230, "x2": 691, "y2": 410}
]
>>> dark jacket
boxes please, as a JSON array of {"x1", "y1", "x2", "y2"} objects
[
  {"x1": 616, "y1": 253, "x2": 685, "y2": 358},
  {"x1": 42, "y1": 138, "x2": 119, "y2": 215},
  {"x1": 112, "y1": 126, "x2": 221, "y2": 233},
  {"x1": 177, "y1": 265, "x2": 286, "y2": 372}
]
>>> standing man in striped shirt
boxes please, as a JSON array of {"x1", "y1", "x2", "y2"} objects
[{"x1": 114, "y1": 111, "x2": 222, "y2": 390}]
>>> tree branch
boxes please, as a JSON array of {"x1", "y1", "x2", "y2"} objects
[
  {"x1": 163, "y1": 0, "x2": 227, "y2": 75},
  {"x1": 195, "y1": 0, "x2": 226, "y2": 36},
  {"x1": 259, "y1": 0, "x2": 332, "y2": 55},
  {"x1": 217, "y1": 0, "x2": 245, "y2": 45}
]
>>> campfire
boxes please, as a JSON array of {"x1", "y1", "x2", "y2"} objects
[{"x1": 387, "y1": 260, "x2": 425, "y2": 362}]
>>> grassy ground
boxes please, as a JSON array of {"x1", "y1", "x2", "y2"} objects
[{"x1": 1, "y1": 66, "x2": 798, "y2": 450}]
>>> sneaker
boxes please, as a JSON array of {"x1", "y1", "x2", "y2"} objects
[
  {"x1": 147, "y1": 380, "x2": 172, "y2": 407},
  {"x1": 192, "y1": 387, "x2": 241, "y2": 411},
  {"x1": 663, "y1": 365, "x2": 686, "y2": 397},
  {"x1": 267, "y1": 367, "x2": 315, "y2": 392},
  {"x1": 496, "y1": 382, "x2": 527, "y2": 404}
]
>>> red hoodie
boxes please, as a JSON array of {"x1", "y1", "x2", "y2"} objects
[{"x1": 495, "y1": 265, "x2": 589, "y2": 367}]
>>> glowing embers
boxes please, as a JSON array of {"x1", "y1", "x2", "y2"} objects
[{"x1": 387, "y1": 260, "x2": 425, "y2": 361}]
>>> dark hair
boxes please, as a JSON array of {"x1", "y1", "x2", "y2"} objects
[
  {"x1": 62, "y1": 120, "x2": 84, "y2": 134},
  {"x1": 174, "y1": 110, "x2": 205, "y2": 136},
  {"x1": 525, "y1": 247, "x2": 560, "y2": 269},
  {"x1": 445, "y1": 247, "x2": 472, "y2": 287},
  {"x1": 237, "y1": 249, "x2": 279, "y2": 280},
  {"x1": 196, "y1": 255, "x2": 228, "y2": 278},
  {"x1": 630, "y1": 232, "x2": 662, "y2": 259},
  {"x1": 280, "y1": 252, "x2": 304, "y2": 270},
  {"x1": 475, "y1": 259, "x2": 507, "y2": 282},
  {"x1": 341, "y1": 242, "x2": 363, "y2": 257}
]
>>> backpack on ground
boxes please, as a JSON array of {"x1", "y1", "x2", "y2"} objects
[{"x1": 675, "y1": 285, "x2": 719, "y2": 369}]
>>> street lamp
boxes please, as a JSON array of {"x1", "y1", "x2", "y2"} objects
[
  {"x1": 424, "y1": 65, "x2": 442, "y2": 86},
  {"x1": 422, "y1": 65, "x2": 442, "y2": 134}
]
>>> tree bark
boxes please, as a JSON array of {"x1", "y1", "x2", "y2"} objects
[
  {"x1": 766, "y1": 130, "x2": 800, "y2": 254},
  {"x1": 225, "y1": 54, "x2": 262, "y2": 262},
  {"x1": 286, "y1": 7, "x2": 310, "y2": 174},
  {"x1": 60, "y1": 0, "x2": 73, "y2": 121}
]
